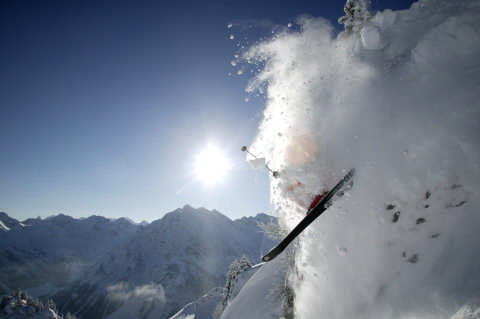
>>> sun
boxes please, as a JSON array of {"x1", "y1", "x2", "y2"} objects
[{"x1": 194, "y1": 144, "x2": 231, "y2": 185}]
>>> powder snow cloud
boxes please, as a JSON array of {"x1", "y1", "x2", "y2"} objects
[{"x1": 246, "y1": 0, "x2": 480, "y2": 318}]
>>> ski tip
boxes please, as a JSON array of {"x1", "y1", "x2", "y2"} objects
[
  {"x1": 347, "y1": 167, "x2": 355, "y2": 178},
  {"x1": 262, "y1": 252, "x2": 276, "y2": 262}
]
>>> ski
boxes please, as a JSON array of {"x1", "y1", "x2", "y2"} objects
[{"x1": 262, "y1": 168, "x2": 355, "y2": 262}]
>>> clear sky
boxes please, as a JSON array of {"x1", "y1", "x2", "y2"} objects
[{"x1": 0, "y1": 0, "x2": 415, "y2": 222}]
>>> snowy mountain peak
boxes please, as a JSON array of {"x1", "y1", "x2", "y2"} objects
[
  {"x1": 85, "y1": 215, "x2": 109, "y2": 224},
  {"x1": 113, "y1": 217, "x2": 137, "y2": 226},
  {"x1": 237, "y1": 213, "x2": 275, "y2": 224},
  {"x1": 46, "y1": 214, "x2": 75, "y2": 227},
  {"x1": 0, "y1": 212, "x2": 23, "y2": 231},
  {"x1": 160, "y1": 205, "x2": 233, "y2": 227},
  {"x1": 180, "y1": 204, "x2": 223, "y2": 216},
  {"x1": 0, "y1": 220, "x2": 9, "y2": 232}
]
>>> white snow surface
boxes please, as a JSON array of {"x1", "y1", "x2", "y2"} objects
[
  {"x1": 169, "y1": 287, "x2": 224, "y2": 319},
  {"x1": 0, "y1": 220, "x2": 10, "y2": 232},
  {"x1": 220, "y1": 257, "x2": 288, "y2": 319},
  {"x1": 0, "y1": 212, "x2": 23, "y2": 231},
  {"x1": 242, "y1": 0, "x2": 480, "y2": 318}
]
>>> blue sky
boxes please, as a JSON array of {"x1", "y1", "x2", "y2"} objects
[{"x1": 0, "y1": 0, "x2": 415, "y2": 221}]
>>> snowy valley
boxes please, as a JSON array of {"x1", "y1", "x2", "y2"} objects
[{"x1": 0, "y1": 207, "x2": 276, "y2": 318}]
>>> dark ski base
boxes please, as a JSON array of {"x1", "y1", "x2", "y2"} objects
[{"x1": 262, "y1": 168, "x2": 355, "y2": 262}]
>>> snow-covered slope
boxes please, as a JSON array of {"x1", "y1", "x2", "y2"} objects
[
  {"x1": 0, "y1": 220, "x2": 9, "y2": 232},
  {"x1": 171, "y1": 255, "x2": 289, "y2": 319},
  {"x1": 170, "y1": 287, "x2": 225, "y2": 319},
  {"x1": 231, "y1": 0, "x2": 480, "y2": 318},
  {"x1": 0, "y1": 212, "x2": 24, "y2": 231},
  {"x1": 220, "y1": 256, "x2": 289, "y2": 319}
]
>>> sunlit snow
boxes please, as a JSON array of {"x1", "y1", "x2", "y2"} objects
[{"x1": 240, "y1": 0, "x2": 480, "y2": 318}]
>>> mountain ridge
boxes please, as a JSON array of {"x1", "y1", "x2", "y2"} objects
[
  {"x1": 0, "y1": 206, "x2": 277, "y2": 319},
  {"x1": 0, "y1": 206, "x2": 274, "y2": 227}
]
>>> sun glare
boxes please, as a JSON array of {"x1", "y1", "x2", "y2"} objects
[{"x1": 194, "y1": 145, "x2": 231, "y2": 185}]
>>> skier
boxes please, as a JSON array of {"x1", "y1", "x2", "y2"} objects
[
  {"x1": 262, "y1": 168, "x2": 355, "y2": 261},
  {"x1": 242, "y1": 140, "x2": 354, "y2": 262}
]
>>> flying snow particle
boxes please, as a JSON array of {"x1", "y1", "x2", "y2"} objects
[{"x1": 336, "y1": 246, "x2": 348, "y2": 256}]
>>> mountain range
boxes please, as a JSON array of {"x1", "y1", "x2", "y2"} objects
[{"x1": 0, "y1": 206, "x2": 276, "y2": 318}]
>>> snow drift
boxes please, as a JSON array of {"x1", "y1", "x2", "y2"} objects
[{"x1": 245, "y1": 0, "x2": 480, "y2": 318}]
